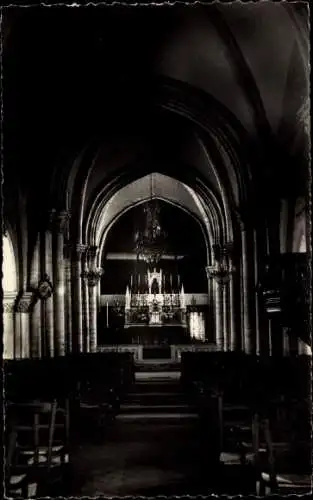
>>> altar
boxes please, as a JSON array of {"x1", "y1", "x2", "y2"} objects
[{"x1": 124, "y1": 268, "x2": 187, "y2": 329}]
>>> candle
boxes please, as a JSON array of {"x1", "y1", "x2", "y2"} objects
[
  {"x1": 131, "y1": 275, "x2": 133, "y2": 288},
  {"x1": 106, "y1": 301, "x2": 109, "y2": 328}
]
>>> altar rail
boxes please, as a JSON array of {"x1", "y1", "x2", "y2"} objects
[
  {"x1": 97, "y1": 344, "x2": 142, "y2": 362},
  {"x1": 97, "y1": 343, "x2": 217, "y2": 362},
  {"x1": 171, "y1": 343, "x2": 217, "y2": 362}
]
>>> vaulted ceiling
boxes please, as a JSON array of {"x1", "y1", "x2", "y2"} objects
[{"x1": 2, "y1": 3, "x2": 309, "y2": 229}]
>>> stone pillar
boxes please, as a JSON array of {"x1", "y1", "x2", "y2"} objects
[
  {"x1": 222, "y1": 283, "x2": 228, "y2": 351},
  {"x1": 15, "y1": 292, "x2": 33, "y2": 358},
  {"x1": 3, "y1": 294, "x2": 16, "y2": 359},
  {"x1": 64, "y1": 245, "x2": 73, "y2": 354},
  {"x1": 44, "y1": 222, "x2": 54, "y2": 356},
  {"x1": 229, "y1": 268, "x2": 236, "y2": 351},
  {"x1": 282, "y1": 327, "x2": 290, "y2": 356},
  {"x1": 29, "y1": 235, "x2": 41, "y2": 358},
  {"x1": 71, "y1": 244, "x2": 86, "y2": 354},
  {"x1": 31, "y1": 300, "x2": 42, "y2": 358},
  {"x1": 253, "y1": 229, "x2": 261, "y2": 356},
  {"x1": 238, "y1": 218, "x2": 255, "y2": 355},
  {"x1": 268, "y1": 319, "x2": 273, "y2": 356},
  {"x1": 82, "y1": 248, "x2": 90, "y2": 352},
  {"x1": 53, "y1": 211, "x2": 69, "y2": 356},
  {"x1": 206, "y1": 266, "x2": 225, "y2": 351},
  {"x1": 85, "y1": 269, "x2": 103, "y2": 353},
  {"x1": 37, "y1": 274, "x2": 54, "y2": 357},
  {"x1": 221, "y1": 242, "x2": 236, "y2": 352}
]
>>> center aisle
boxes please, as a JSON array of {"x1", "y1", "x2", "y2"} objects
[{"x1": 69, "y1": 359, "x2": 216, "y2": 496}]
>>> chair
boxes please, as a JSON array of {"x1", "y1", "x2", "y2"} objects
[
  {"x1": 6, "y1": 399, "x2": 70, "y2": 496},
  {"x1": 253, "y1": 410, "x2": 311, "y2": 496}
]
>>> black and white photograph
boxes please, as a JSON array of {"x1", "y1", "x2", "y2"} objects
[{"x1": 1, "y1": 1, "x2": 311, "y2": 497}]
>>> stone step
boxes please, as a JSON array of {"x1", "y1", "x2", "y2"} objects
[
  {"x1": 125, "y1": 395, "x2": 187, "y2": 405},
  {"x1": 135, "y1": 360, "x2": 181, "y2": 372},
  {"x1": 120, "y1": 404, "x2": 193, "y2": 414},
  {"x1": 135, "y1": 371, "x2": 181, "y2": 382},
  {"x1": 116, "y1": 412, "x2": 199, "y2": 421},
  {"x1": 131, "y1": 381, "x2": 182, "y2": 392}
]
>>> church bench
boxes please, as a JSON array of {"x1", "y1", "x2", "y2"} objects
[
  {"x1": 4, "y1": 354, "x2": 133, "y2": 447},
  {"x1": 180, "y1": 353, "x2": 310, "y2": 408}
]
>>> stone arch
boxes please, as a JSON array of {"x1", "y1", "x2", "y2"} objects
[
  {"x1": 62, "y1": 77, "x2": 255, "y2": 247},
  {"x1": 97, "y1": 196, "x2": 212, "y2": 270},
  {"x1": 2, "y1": 230, "x2": 18, "y2": 293},
  {"x1": 85, "y1": 166, "x2": 229, "y2": 253}
]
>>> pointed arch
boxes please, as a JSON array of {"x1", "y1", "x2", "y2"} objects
[{"x1": 2, "y1": 231, "x2": 18, "y2": 293}]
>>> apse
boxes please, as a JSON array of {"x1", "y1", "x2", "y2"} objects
[{"x1": 101, "y1": 199, "x2": 208, "y2": 295}]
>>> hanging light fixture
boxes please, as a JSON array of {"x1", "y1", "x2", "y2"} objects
[{"x1": 134, "y1": 174, "x2": 167, "y2": 266}]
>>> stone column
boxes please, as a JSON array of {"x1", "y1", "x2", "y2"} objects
[
  {"x1": 229, "y1": 267, "x2": 236, "y2": 351},
  {"x1": 31, "y1": 299, "x2": 42, "y2": 358},
  {"x1": 71, "y1": 243, "x2": 86, "y2": 353},
  {"x1": 253, "y1": 229, "x2": 261, "y2": 356},
  {"x1": 3, "y1": 294, "x2": 16, "y2": 359},
  {"x1": 282, "y1": 327, "x2": 290, "y2": 356},
  {"x1": 53, "y1": 211, "x2": 69, "y2": 356},
  {"x1": 82, "y1": 248, "x2": 90, "y2": 352},
  {"x1": 222, "y1": 243, "x2": 236, "y2": 352},
  {"x1": 238, "y1": 217, "x2": 255, "y2": 355},
  {"x1": 29, "y1": 234, "x2": 41, "y2": 358},
  {"x1": 16, "y1": 292, "x2": 33, "y2": 358},
  {"x1": 206, "y1": 266, "x2": 224, "y2": 351},
  {"x1": 222, "y1": 283, "x2": 228, "y2": 351},
  {"x1": 44, "y1": 218, "x2": 54, "y2": 357},
  {"x1": 64, "y1": 245, "x2": 73, "y2": 354},
  {"x1": 85, "y1": 269, "x2": 103, "y2": 353}
]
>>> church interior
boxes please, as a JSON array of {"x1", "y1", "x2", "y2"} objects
[{"x1": 1, "y1": 2, "x2": 311, "y2": 497}]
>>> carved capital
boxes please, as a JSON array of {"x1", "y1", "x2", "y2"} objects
[
  {"x1": 206, "y1": 265, "x2": 231, "y2": 285},
  {"x1": 15, "y1": 292, "x2": 34, "y2": 313},
  {"x1": 3, "y1": 302, "x2": 15, "y2": 313},
  {"x1": 83, "y1": 268, "x2": 103, "y2": 287}
]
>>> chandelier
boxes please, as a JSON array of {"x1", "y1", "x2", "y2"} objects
[{"x1": 134, "y1": 174, "x2": 167, "y2": 266}]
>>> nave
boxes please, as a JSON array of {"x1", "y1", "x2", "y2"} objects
[
  {"x1": 4, "y1": 351, "x2": 311, "y2": 497},
  {"x1": 2, "y1": 3, "x2": 311, "y2": 498}
]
